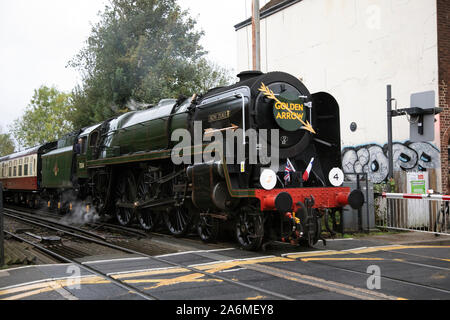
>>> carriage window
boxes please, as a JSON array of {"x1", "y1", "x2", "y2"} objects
[
  {"x1": 13, "y1": 166, "x2": 17, "y2": 177},
  {"x1": 18, "y1": 164, "x2": 22, "y2": 176},
  {"x1": 24, "y1": 158, "x2": 29, "y2": 176},
  {"x1": 90, "y1": 132, "x2": 99, "y2": 147}
]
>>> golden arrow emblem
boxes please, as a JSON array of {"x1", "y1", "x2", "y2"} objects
[
  {"x1": 204, "y1": 124, "x2": 239, "y2": 136},
  {"x1": 258, "y1": 83, "x2": 316, "y2": 134}
]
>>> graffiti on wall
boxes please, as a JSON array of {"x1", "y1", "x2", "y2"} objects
[{"x1": 342, "y1": 142, "x2": 440, "y2": 183}]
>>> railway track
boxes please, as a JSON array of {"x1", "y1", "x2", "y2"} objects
[
  {"x1": 3, "y1": 206, "x2": 448, "y2": 300},
  {"x1": 1, "y1": 207, "x2": 297, "y2": 299},
  {"x1": 3, "y1": 230, "x2": 157, "y2": 300}
]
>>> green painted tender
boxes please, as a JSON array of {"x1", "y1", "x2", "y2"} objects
[{"x1": 41, "y1": 135, "x2": 77, "y2": 189}]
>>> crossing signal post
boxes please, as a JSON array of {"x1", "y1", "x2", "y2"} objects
[
  {"x1": 0, "y1": 182, "x2": 4, "y2": 267},
  {"x1": 387, "y1": 86, "x2": 443, "y2": 184}
]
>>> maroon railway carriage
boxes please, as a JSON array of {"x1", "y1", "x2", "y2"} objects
[{"x1": 0, "y1": 143, "x2": 54, "y2": 207}]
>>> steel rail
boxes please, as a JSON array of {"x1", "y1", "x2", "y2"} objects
[
  {"x1": 4, "y1": 230, "x2": 157, "y2": 300},
  {"x1": 6, "y1": 205, "x2": 149, "y2": 238},
  {"x1": 4, "y1": 208, "x2": 108, "y2": 241},
  {"x1": 4, "y1": 211, "x2": 140, "y2": 254},
  {"x1": 5, "y1": 207, "x2": 294, "y2": 299}
]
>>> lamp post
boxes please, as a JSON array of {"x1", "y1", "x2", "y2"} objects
[{"x1": 252, "y1": 0, "x2": 261, "y2": 71}]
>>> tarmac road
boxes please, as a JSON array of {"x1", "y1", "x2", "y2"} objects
[{"x1": 0, "y1": 232, "x2": 449, "y2": 300}]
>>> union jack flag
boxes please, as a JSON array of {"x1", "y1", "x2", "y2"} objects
[{"x1": 284, "y1": 158, "x2": 296, "y2": 183}]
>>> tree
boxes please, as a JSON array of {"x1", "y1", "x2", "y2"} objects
[
  {"x1": 69, "y1": 0, "x2": 232, "y2": 129},
  {"x1": 9, "y1": 86, "x2": 74, "y2": 148},
  {"x1": 0, "y1": 126, "x2": 15, "y2": 157}
]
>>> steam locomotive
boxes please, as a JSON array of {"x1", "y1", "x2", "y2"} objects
[{"x1": 0, "y1": 71, "x2": 364, "y2": 250}]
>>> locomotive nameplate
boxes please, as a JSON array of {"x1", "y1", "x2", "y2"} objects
[{"x1": 208, "y1": 110, "x2": 230, "y2": 123}]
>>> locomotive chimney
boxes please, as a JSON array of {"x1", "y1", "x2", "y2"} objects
[{"x1": 237, "y1": 70, "x2": 263, "y2": 82}]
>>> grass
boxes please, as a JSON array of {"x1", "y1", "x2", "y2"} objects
[{"x1": 323, "y1": 229, "x2": 406, "y2": 239}]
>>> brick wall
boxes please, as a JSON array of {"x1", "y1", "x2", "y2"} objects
[{"x1": 438, "y1": 0, "x2": 450, "y2": 194}]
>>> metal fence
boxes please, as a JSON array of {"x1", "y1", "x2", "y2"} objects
[
  {"x1": 377, "y1": 192, "x2": 450, "y2": 235},
  {"x1": 0, "y1": 182, "x2": 4, "y2": 266}
]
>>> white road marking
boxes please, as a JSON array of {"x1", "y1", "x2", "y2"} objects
[{"x1": 82, "y1": 257, "x2": 149, "y2": 265}]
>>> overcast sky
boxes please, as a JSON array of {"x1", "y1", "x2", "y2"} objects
[{"x1": 0, "y1": 0, "x2": 270, "y2": 134}]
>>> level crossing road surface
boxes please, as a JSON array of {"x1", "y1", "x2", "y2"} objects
[{"x1": 0, "y1": 234, "x2": 449, "y2": 300}]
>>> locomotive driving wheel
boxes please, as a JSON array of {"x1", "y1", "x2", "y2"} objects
[
  {"x1": 297, "y1": 201, "x2": 322, "y2": 247},
  {"x1": 135, "y1": 171, "x2": 160, "y2": 231},
  {"x1": 164, "y1": 206, "x2": 191, "y2": 237},
  {"x1": 235, "y1": 211, "x2": 264, "y2": 251},
  {"x1": 197, "y1": 214, "x2": 219, "y2": 243},
  {"x1": 114, "y1": 170, "x2": 136, "y2": 226}
]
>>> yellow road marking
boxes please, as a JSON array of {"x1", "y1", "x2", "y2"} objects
[
  {"x1": 142, "y1": 273, "x2": 222, "y2": 290},
  {"x1": 195, "y1": 256, "x2": 290, "y2": 274},
  {"x1": 0, "y1": 276, "x2": 109, "y2": 300},
  {"x1": 246, "y1": 295, "x2": 265, "y2": 300},
  {"x1": 301, "y1": 257, "x2": 385, "y2": 262},
  {"x1": 244, "y1": 263, "x2": 405, "y2": 300},
  {"x1": 112, "y1": 267, "x2": 189, "y2": 279},
  {"x1": 3, "y1": 287, "x2": 55, "y2": 300},
  {"x1": 287, "y1": 245, "x2": 450, "y2": 260}
]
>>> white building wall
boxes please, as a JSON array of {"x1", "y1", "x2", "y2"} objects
[{"x1": 236, "y1": 0, "x2": 440, "y2": 184}]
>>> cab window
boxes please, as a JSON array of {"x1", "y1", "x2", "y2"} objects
[
  {"x1": 90, "y1": 132, "x2": 99, "y2": 147},
  {"x1": 81, "y1": 137, "x2": 87, "y2": 154}
]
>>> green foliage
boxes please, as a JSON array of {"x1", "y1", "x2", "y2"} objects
[
  {"x1": 374, "y1": 178, "x2": 396, "y2": 194},
  {"x1": 9, "y1": 86, "x2": 74, "y2": 148},
  {"x1": 69, "y1": 0, "x2": 233, "y2": 129},
  {"x1": 0, "y1": 126, "x2": 15, "y2": 157}
]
